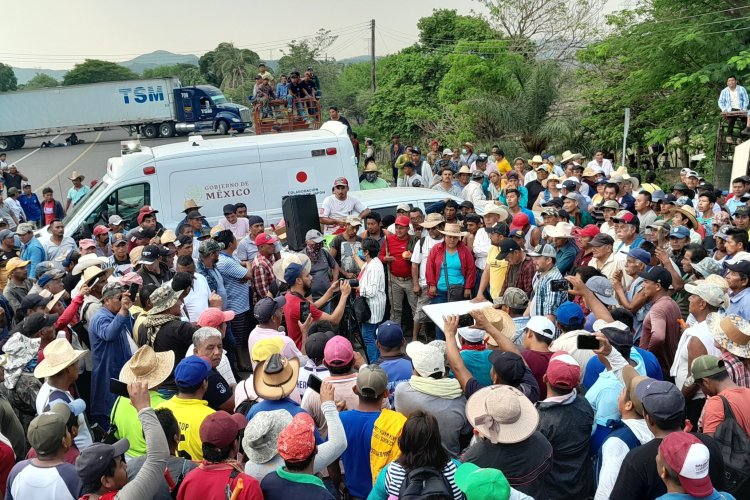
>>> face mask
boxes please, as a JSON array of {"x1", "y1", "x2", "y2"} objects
[
  {"x1": 358, "y1": 250, "x2": 366, "y2": 260},
  {"x1": 461, "y1": 149, "x2": 467, "y2": 155},
  {"x1": 365, "y1": 173, "x2": 377, "y2": 183}
]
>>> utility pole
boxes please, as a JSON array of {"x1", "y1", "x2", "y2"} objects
[{"x1": 370, "y1": 19, "x2": 376, "y2": 92}]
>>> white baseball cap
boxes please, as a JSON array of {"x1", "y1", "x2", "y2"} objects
[
  {"x1": 405, "y1": 341, "x2": 445, "y2": 377},
  {"x1": 526, "y1": 316, "x2": 556, "y2": 339}
]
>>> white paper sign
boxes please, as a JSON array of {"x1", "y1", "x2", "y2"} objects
[{"x1": 423, "y1": 300, "x2": 494, "y2": 332}]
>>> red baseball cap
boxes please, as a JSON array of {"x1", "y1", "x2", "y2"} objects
[
  {"x1": 278, "y1": 413, "x2": 316, "y2": 462},
  {"x1": 509, "y1": 213, "x2": 529, "y2": 232},
  {"x1": 614, "y1": 211, "x2": 637, "y2": 224},
  {"x1": 395, "y1": 215, "x2": 410, "y2": 227},
  {"x1": 545, "y1": 352, "x2": 580, "y2": 390},
  {"x1": 199, "y1": 411, "x2": 247, "y2": 449},
  {"x1": 138, "y1": 205, "x2": 158, "y2": 215},
  {"x1": 92, "y1": 225, "x2": 110, "y2": 237},
  {"x1": 255, "y1": 233, "x2": 278, "y2": 247},
  {"x1": 324, "y1": 335, "x2": 354, "y2": 366},
  {"x1": 197, "y1": 307, "x2": 235, "y2": 328},
  {"x1": 659, "y1": 432, "x2": 713, "y2": 497},
  {"x1": 576, "y1": 224, "x2": 600, "y2": 238},
  {"x1": 333, "y1": 177, "x2": 349, "y2": 187}
]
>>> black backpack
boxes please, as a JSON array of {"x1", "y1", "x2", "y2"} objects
[
  {"x1": 234, "y1": 379, "x2": 259, "y2": 417},
  {"x1": 713, "y1": 396, "x2": 750, "y2": 497},
  {"x1": 398, "y1": 466, "x2": 453, "y2": 500}
]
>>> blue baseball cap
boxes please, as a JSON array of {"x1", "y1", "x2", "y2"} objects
[
  {"x1": 669, "y1": 226, "x2": 690, "y2": 239},
  {"x1": 376, "y1": 321, "x2": 404, "y2": 348},
  {"x1": 556, "y1": 301, "x2": 584, "y2": 327},
  {"x1": 284, "y1": 263, "x2": 305, "y2": 284},
  {"x1": 175, "y1": 356, "x2": 211, "y2": 388},
  {"x1": 622, "y1": 247, "x2": 651, "y2": 265}
]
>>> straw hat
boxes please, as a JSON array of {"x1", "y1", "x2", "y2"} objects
[
  {"x1": 243, "y1": 409, "x2": 293, "y2": 464},
  {"x1": 34, "y1": 338, "x2": 88, "y2": 378},
  {"x1": 711, "y1": 314, "x2": 750, "y2": 358},
  {"x1": 420, "y1": 213, "x2": 445, "y2": 228},
  {"x1": 39, "y1": 289, "x2": 66, "y2": 313},
  {"x1": 118, "y1": 345, "x2": 174, "y2": 389},
  {"x1": 81, "y1": 265, "x2": 112, "y2": 287},
  {"x1": 480, "y1": 307, "x2": 516, "y2": 346},
  {"x1": 559, "y1": 151, "x2": 583, "y2": 164},
  {"x1": 68, "y1": 171, "x2": 84, "y2": 181},
  {"x1": 466, "y1": 385, "x2": 539, "y2": 444},
  {"x1": 272, "y1": 252, "x2": 312, "y2": 283},
  {"x1": 160, "y1": 229, "x2": 177, "y2": 245},
  {"x1": 254, "y1": 354, "x2": 300, "y2": 400},
  {"x1": 621, "y1": 174, "x2": 640, "y2": 191},
  {"x1": 182, "y1": 199, "x2": 203, "y2": 213},
  {"x1": 72, "y1": 254, "x2": 109, "y2": 276},
  {"x1": 129, "y1": 246, "x2": 145, "y2": 266},
  {"x1": 581, "y1": 166, "x2": 600, "y2": 178},
  {"x1": 439, "y1": 223, "x2": 467, "y2": 238},
  {"x1": 457, "y1": 165, "x2": 471, "y2": 175},
  {"x1": 463, "y1": 142, "x2": 475, "y2": 150},
  {"x1": 542, "y1": 174, "x2": 562, "y2": 188},
  {"x1": 363, "y1": 163, "x2": 379, "y2": 173},
  {"x1": 528, "y1": 155, "x2": 543, "y2": 166},
  {"x1": 676, "y1": 205, "x2": 699, "y2": 229},
  {"x1": 546, "y1": 221, "x2": 574, "y2": 238}
]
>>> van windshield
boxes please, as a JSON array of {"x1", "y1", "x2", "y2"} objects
[{"x1": 62, "y1": 181, "x2": 107, "y2": 225}]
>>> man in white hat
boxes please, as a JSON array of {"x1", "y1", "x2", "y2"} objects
[
  {"x1": 64, "y1": 171, "x2": 89, "y2": 212},
  {"x1": 34, "y1": 338, "x2": 93, "y2": 449}
]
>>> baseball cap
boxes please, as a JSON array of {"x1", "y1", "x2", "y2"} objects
[
  {"x1": 442, "y1": 148, "x2": 453, "y2": 155},
  {"x1": 333, "y1": 177, "x2": 349, "y2": 187},
  {"x1": 222, "y1": 203, "x2": 236, "y2": 215},
  {"x1": 457, "y1": 327, "x2": 486, "y2": 343},
  {"x1": 76, "y1": 439, "x2": 131, "y2": 484},
  {"x1": 562, "y1": 180, "x2": 579, "y2": 191},
  {"x1": 489, "y1": 351, "x2": 525, "y2": 385},
  {"x1": 345, "y1": 215, "x2": 362, "y2": 227},
  {"x1": 174, "y1": 355, "x2": 211, "y2": 388},
  {"x1": 28, "y1": 403, "x2": 71, "y2": 457},
  {"x1": 588, "y1": 233, "x2": 614, "y2": 247},
  {"x1": 138, "y1": 245, "x2": 162, "y2": 265},
  {"x1": 38, "y1": 268, "x2": 65, "y2": 287},
  {"x1": 454, "y1": 462, "x2": 510, "y2": 500},
  {"x1": 15, "y1": 222, "x2": 34, "y2": 235},
  {"x1": 658, "y1": 432, "x2": 713, "y2": 497},
  {"x1": 586, "y1": 276, "x2": 619, "y2": 306},
  {"x1": 486, "y1": 224, "x2": 508, "y2": 236},
  {"x1": 546, "y1": 352, "x2": 580, "y2": 390},
  {"x1": 509, "y1": 213, "x2": 529, "y2": 231},
  {"x1": 527, "y1": 243, "x2": 556, "y2": 258},
  {"x1": 669, "y1": 226, "x2": 690, "y2": 239},
  {"x1": 577, "y1": 224, "x2": 600, "y2": 238},
  {"x1": 78, "y1": 238, "x2": 95, "y2": 250},
  {"x1": 600, "y1": 200, "x2": 620, "y2": 210},
  {"x1": 638, "y1": 266, "x2": 673, "y2": 289},
  {"x1": 395, "y1": 215, "x2": 410, "y2": 227},
  {"x1": 278, "y1": 412, "x2": 317, "y2": 462},
  {"x1": 254, "y1": 233, "x2": 277, "y2": 247},
  {"x1": 0, "y1": 229, "x2": 14, "y2": 241},
  {"x1": 197, "y1": 307, "x2": 235, "y2": 328},
  {"x1": 687, "y1": 355, "x2": 727, "y2": 385},
  {"x1": 725, "y1": 259, "x2": 750, "y2": 275},
  {"x1": 623, "y1": 247, "x2": 651, "y2": 265},
  {"x1": 108, "y1": 214, "x2": 124, "y2": 226},
  {"x1": 494, "y1": 287, "x2": 529, "y2": 309},
  {"x1": 139, "y1": 205, "x2": 158, "y2": 215},
  {"x1": 636, "y1": 379, "x2": 685, "y2": 421},
  {"x1": 600, "y1": 322, "x2": 633, "y2": 349},
  {"x1": 5, "y1": 257, "x2": 30, "y2": 274},
  {"x1": 253, "y1": 296, "x2": 286, "y2": 323},
  {"x1": 684, "y1": 283, "x2": 727, "y2": 308},
  {"x1": 735, "y1": 205, "x2": 750, "y2": 216},
  {"x1": 284, "y1": 262, "x2": 305, "y2": 283},
  {"x1": 356, "y1": 364, "x2": 388, "y2": 398},
  {"x1": 101, "y1": 282, "x2": 126, "y2": 300},
  {"x1": 198, "y1": 239, "x2": 224, "y2": 255},
  {"x1": 305, "y1": 331, "x2": 335, "y2": 362},
  {"x1": 376, "y1": 321, "x2": 404, "y2": 348},
  {"x1": 714, "y1": 225, "x2": 732, "y2": 241},
  {"x1": 200, "y1": 411, "x2": 246, "y2": 449},
  {"x1": 111, "y1": 233, "x2": 128, "y2": 246},
  {"x1": 324, "y1": 335, "x2": 354, "y2": 366},
  {"x1": 305, "y1": 229, "x2": 324, "y2": 243},
  {"x1": 564, "y1": 192, "x2": 581, "y2": 203},
  {"x1": 496, "y1": 239, "x2": 521, "y2": 260},
  {"x1": 526, "y1": 316, "x2": 556, "y2": 339},
  {"x1": 92, "y1": 225, "x2": 110, "y2": 237},
  {"x1": 508, "y1": 229, "x2": 524, "y2": 239},
  {"x1": 613, "y1": 211, "x2": 639, "y2": 229},
  {"x1": 20, "y1": 313, "x2": 58, "y2": 336},
  {"x1": 556, "y1": 302, "x2": 584, "y2": 327},
  {"x1": 406, "y1": 341, "x2": 445, "y2": 377}
]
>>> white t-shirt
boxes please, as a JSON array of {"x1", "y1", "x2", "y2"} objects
[
  {"x1": 8, "y1": 461, "x2": 80, "y2": 500},
  {"x1": 320, "y1": 195, "x2": 366, "y2": 235},
  {"x1": 411, "y1": 234, "x2": 442, "y2": 288},
  {"x1": 182, "y1": 273, "x2": 211, "y2": 323},
  {"x1": 473, "y1": 228, "x2": 491, "y2": 270},
  {"x1": 218, "y1": 217, "x2": 250, "y2": 240},
  {"x1": 670, "y1": 320, "x2": 721, "y2": 399},
  {"x1": 587, "y1": 159, "x2": 614, "y2": 178},
  {"x1": 730, "y1": 88, "x2": 739, "y2": 109},
  {"x1": 297, "y1": 360, "x2": 331, "y2": 399},
  {"x1": 183, "y1": 344, "x2": 236, "y2": 385},
  {"x1": 35, "y1": 383, "x2": 93, "y2": 450}
]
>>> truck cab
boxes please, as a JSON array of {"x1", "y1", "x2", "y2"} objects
[{"x1": 174, "y1": 85, "x2": 252, "y2": 135}]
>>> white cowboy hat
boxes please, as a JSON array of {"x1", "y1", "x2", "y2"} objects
[
  {"x1": 559, "y1": 150, "x2": 583, "y2": 164},
  {"x1": 546, "y1": 221, "x2": 574, "y2": 238}
]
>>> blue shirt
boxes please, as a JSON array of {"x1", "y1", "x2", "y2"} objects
[
  {"x1": 727, "y1": 286, "x2": 750, "y2": 319},
  {"x1": 21, "y1": 238, "x2": 45, "y2": 279},
  {"x1": 18, "y1": 193, "x2": 41, "y2": 222},
  {"x1": 437, "y1": 249, "x2": 465, "y2": 291},
  {"x1": 89, "y1": 307, "x2": 133, "y2": 422},
  {"x1": 583, "y1": 346, "x2": 662, "y2": 390},
  {"x1": 555, "y1": 240, "x2": 579, "y2": 276},
  {"x1": 246, "y1": 398, "x2": 323, "y2": 443},
  {"x1": 275, "y1": 82, "x2": 290, "y2": 98},
  {"x1": 376, "y1": 356, "x2": 412, "y2": 405},
  {"x1": 459, "y1": 349, "x2": 493, "y2": 387},
  {"x1": 657, "y1": 490, "x2": 735, "y2": 500},
  {"x1": 585, "y1": 350, "x2": 647, "y2": 429},
  {"x1": 339, "y1": 409, "x2": 380, "y2": 498},
  {"x1": 216, "y1": 252, "x2": 251, "y2": 314}
]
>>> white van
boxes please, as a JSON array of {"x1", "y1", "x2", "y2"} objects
[{"x1": 54, "y1": 121, "x2": 357, "y2": 240}]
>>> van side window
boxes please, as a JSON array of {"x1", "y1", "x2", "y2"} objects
[
  {"x1": 374, "y1": 205, "x2": 398, "y2": 221},
  {"x1": 83, "y1": 183, "x2": 150, "y2": 234}
]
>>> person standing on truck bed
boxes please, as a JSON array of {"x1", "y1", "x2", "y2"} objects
[
  {"x1": 319, "y1": 177, "x2": 370, "y2": 236},
  {"x1": 64, "y1": 171, "x2": 89, "y2": 212},
  {"x1": 328, "y1": 107, "x2": 352, "y2": 136}
]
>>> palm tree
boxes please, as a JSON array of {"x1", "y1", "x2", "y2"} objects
[{"x1": 208, "y1": 43, "x2": 259, "y2": 90}]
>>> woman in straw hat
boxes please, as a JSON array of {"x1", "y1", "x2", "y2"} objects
[{"x1": 711, "y1": 314, "x2": 750, "y2": 387}]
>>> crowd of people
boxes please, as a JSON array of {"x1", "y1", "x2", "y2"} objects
[{"x1": 1, "y1": 129, "x2": 750, "y2": 500}]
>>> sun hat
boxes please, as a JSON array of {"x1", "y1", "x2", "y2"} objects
[
  {"x1": 528, "y1": 155, "x2": 543, "y2": 166},
  {"x1": 72, "y1": 254, "x2": 109, "y2": 275},
  {"x1": 33, "y1": 338, "x2": 88, "y2": 378},
  {"x1": 200, "y1": 411, "x2": 247, "y2": 450},
  {"x1": 324, "y1": 335, "x2": 354, "y2": 366},
  {"x1": 39, "y1": 289, "x2": 65, "y2": 313},
  {"x1": 28, "y1": 403, "x2": 73, "y2": 457},
  {"x1": 243, "y1": 410, "x2": 294, "y2": 464},
  {"x1": 454, "y1": 462, "x2": 511, "y2": 500},
  {"x1": 546, "y1": 352, "x2": 580, "y2": 390},
  {"x1": 118, "y1": 345, "x2": 174, "y2": 389},
  {"x1": 363, "y1": 162, "x2": 379, "y2": 173},
  {"x1": 406, "y1": 341, "x2": 445, "y2": 377},
  {"x1": 684, "y1": 283, "x2": 728, "y2": 309},
  {"x1": 81, "y1": 264, "x2": 111, "y2": 287},
  {"x1": 420, "y1": 213, "x2": 445, "y2": 229},
  {"x1": 439, "y1": 223, "x2": 467, "y2": 238},
  {"x1": 147, "y1": 284, "x2": 182, "y2": 315},
  {"x1": 658, "y1": 432, "x2": 713, "y2": 498},
  {"x1": 546, "y1": 221, "x2": 574, "y2": 238},
  {"x1": 560, "y1": 150, "x2": 583, "y2": 164},
  {"x1": 480, "y1": 307, "x2": 516, "y2": 345},
  {"x1": 160, "y1": 229, "x2": 177, "y2": 245},
  {"x1": 278, "y1": 412, "x2": 317, "y2": 463},
  {"x1": 76, "y1": 439, "x2": 131, "y2": 484},
  {"x1": 466, "y1": 385, "x2": 539, "y2": 444},
  {"x1": 526, "y1": 316, "x2": 556, "y2": 339},
  {"x1": 711, "y1": 314, "x2": 750, "y2": 358},
  {"x1": 254, "y1": 354, "x2": 300, "y2": 400},
  {"x1": 542, "y1": 174, "x2": 562, "y2": 188},
  {"x1": 586, "y1": 276, "x2": 619, "y2": 306},
  {"x1": 356, "y1": 364, "x2": 388, "y2": 398},
  {"x1": 68, "y1": 171, "x2": 84, "y2": 181},
  {"x1": 272, "y1": 252, "x2": 312, "y2": 283},
  {"x1": 676, "y1": 205, "x2": 699, "y2": 228}
]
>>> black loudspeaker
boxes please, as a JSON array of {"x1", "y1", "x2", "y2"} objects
[{"x1": 282, "y1": 195, "x2": 320, "y2": 251}]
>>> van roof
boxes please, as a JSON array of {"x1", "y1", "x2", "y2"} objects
[
  {"x1": 111, "y1": 121, "x2": 349, "y2": 180},
  {"x1": 353, "y1": 187, "x2": 466, "y2": 208}
]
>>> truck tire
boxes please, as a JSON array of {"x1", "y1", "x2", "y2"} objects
[
  {"x1": 0, "y1": 137, "x2": 12, "y2": 151},
  {"x1": 142, "y1": 124, "x2": 159, "y2": 139},
  {"x1": 216, "y1": 120, "x2": 229, "y2": 135},
  {"x1": 11, "y1": 136, "x2": 25, "y2": 149},
  {"x1": 158, "y1": 122, "x2": 175, "y2": 138}
]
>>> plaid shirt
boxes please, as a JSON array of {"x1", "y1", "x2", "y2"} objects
[
  {"x1": 251, "y1": 254, "x2": 276, "y2": 301},
  {"x1": 502, "y1": 256, "x2": 536, "y2": 297},
  {"x1": 722, "y1": 351, "x2": 750, "y2": 388},
  {"x1": 718, "y1": 85, "x2": 749, "y2": 111},
  {"x1": 530, "y1": 266, "x2": 568, "y2": 317}
]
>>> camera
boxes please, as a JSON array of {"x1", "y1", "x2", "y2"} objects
[{"x1": 339, "y1": 278, "x2": 359, "y2": 287}]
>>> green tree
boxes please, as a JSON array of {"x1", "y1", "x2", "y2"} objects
[
  {"x1": 416, "y1": 9, "x2": 497, "y2": 51},
  {"x1": 325, "y1": 62, "x2": 372, "y2": 124},
  {"x1": 23, "y1": 73, "x2": 59, "y2": 90},
  {"x1": 143, "y1": 63, "x2": 206, "y2": 86},
  {"x1": 62, "y1": 59, "x2": 138, "y2": 86},
  {"x1": 0, "y1": 63, "x2": 17, "y2": 92},
  {"x1": 199, "y1": 43, "x2": 259, "y2": 90}
]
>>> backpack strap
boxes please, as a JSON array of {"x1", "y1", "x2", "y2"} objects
[{"x1": 720, "y1": 395, "x2": 738, "y2": 422}]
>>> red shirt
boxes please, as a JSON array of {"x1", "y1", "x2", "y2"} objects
[
  {"x1": 522, "y1": 350, "x2": 554, "y2": 400},
  {"x1": 379, "y1": 234, "x2": 412, "y2": 278},
  {"x1": 42, "y1": 200, "x2": 56, "y2": 225},
  {"x1": 284, "y1": 291, "x2": 323, "y2": 349},
  {"x1": 177, "y1": 463, "x2": 262, "y2": 500}
]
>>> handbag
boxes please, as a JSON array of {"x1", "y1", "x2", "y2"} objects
[
  {"x1": 352, "y1": 261, "x2": 372, "y2": 323},
  {"x1": 443, "y1": 249, "x2": 464, "y2": 302}
]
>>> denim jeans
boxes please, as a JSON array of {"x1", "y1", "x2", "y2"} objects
[
  {"x1": 286, "y1": 95, "x2": 309, "y2": 119},
  {"x1": 430, "y1": 291, "x2": 448, "y2": 340},
  {"x1": 361, "y1": 321, "x2": 380, "y2": 364}
]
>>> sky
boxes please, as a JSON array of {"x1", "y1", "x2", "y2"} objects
[{"x1": 2, "y1": 0, "x2": 627, "y2": 70}]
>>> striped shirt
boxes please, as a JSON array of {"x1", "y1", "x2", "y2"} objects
[
  {"x1": 383, "y1": 460, "x2": 462, "y2": 499},
  {"x1": 530, "y1": 267, "x2": 568, "y2": 317},
  {"x1": 358, "y1": 258, "x2": 386, "y2": 324},
  {"x1": 216, "y1": 252, "x2": 251, "y2": 314}
]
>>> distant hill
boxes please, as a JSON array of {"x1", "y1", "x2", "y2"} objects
[
  {"x1": 12, "y1": 67, "x2": 68, "y2": 85},
  {"x1": 119, "y1": 50, "x2": 199, "y2": 75}
]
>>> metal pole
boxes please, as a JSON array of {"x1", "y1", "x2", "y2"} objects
[
  {"x1": 370, "y1": 19, "x2": 376, "y2": 92},
  {"x1": 622, "y1": 108, "x2": 630, "y2": 167}
]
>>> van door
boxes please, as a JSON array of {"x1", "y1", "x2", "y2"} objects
[{"x1": 76, "y1": 181, "x2": 151, "y2": 237}]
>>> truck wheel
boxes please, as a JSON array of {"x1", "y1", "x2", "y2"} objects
[
  {"x1": 12, "y1": 136, "x2": 25, "y2": 149},
  {"x1": 142, "y1": 124, "x2": 158, "y2": 139},
  {"x1": 216, "y1": 120, "x2": 229, "y2": 135},
  {"x1": 0, "y1": 137, "x2": 12, "y2": 151},
  {"x1": 158, "y1": 122, "x2": 175, "y2": 138}
]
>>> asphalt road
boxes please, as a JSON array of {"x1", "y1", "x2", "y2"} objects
[{"x1": 4, "y1": 129, "x2": 240, "y2": 197}]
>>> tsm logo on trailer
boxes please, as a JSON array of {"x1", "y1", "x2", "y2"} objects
[{"x1": 119, "y1": 86, "x2": 165, "y2": 104}]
